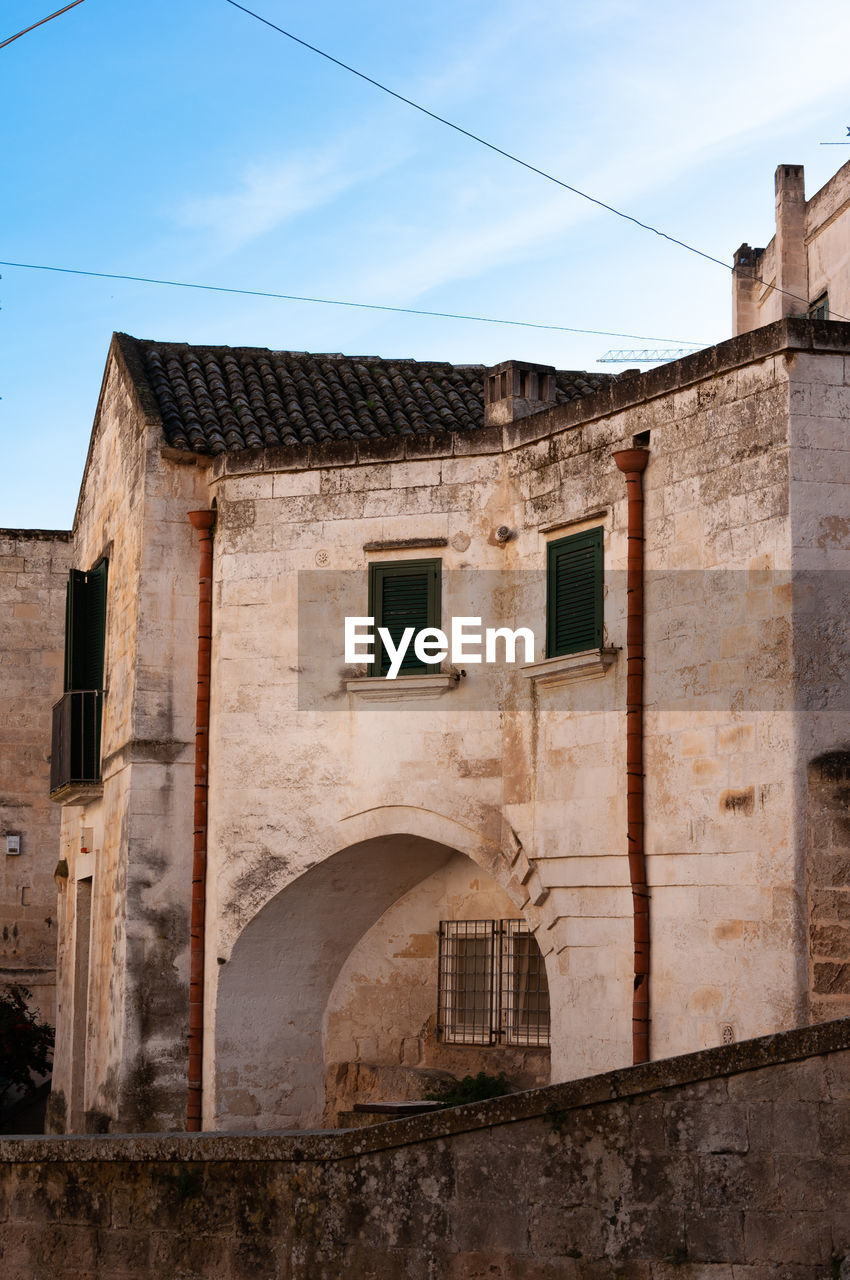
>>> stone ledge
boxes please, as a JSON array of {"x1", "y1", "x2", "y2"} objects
[
  {"x1": 49, "y1": 781, "x2": 103, "y2": 807},
  {"x1": 362, "y1": 537, "x2": 448, "y2": 551},
  {"x1": 4, "y1": 1016, "x2": 850, "y2": 1165},
  {"x1": 101, "y1": 738, "x2": 194, "y2": 776},
  {"x1": 521, "y1": 647, "x2": 618, "y2": 687},
  {"x1": 346, "y1": 673, "x2": 459, "y2": 700}
]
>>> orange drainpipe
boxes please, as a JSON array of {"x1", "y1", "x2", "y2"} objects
[
  {"x1": 187, "y1": 509, "x2": 215, "y2": 1130},
  {"x1": 612, "y1": 448, "x2": 650, "y2": 1065}
]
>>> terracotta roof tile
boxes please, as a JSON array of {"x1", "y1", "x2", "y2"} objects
[{"x1": 119, "y1": 336, "x2": 612, "y2": 455}]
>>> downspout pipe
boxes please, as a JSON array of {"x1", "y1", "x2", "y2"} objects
[
  {"x1": 187, "y1": 509, "x2": 215, "y2": 1131},
  {"x1": 612, "y1": 448, "x2": 650, "y2": 1065}
]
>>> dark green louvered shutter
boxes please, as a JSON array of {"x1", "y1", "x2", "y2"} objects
[
  {"x1": 369, "y1": 559, "x2": 441, "y2": 675},
  {"x1": 546, "y1": 529, "x2": 603, "y2": 657},
  {"x1": 64, "y1": 559, "x2": 108, "y2": 691}
]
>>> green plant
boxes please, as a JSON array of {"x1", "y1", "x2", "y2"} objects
[
  {"x1": 424, "y1": 1071, "x2": 512, "y2": 1108},
  {"x1": 0, "y1": 986, "x2": 54, "y2": 1110}
]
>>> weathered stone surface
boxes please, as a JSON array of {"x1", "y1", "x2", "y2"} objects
[
  {"x1": 25, "y1": 317, "x2": 850, "y2": 1143},
  {"x1": 0, "y1": 529, "x2": 72, "y2": 1030},
  {"x1": 3, "y1": 1023, "x2": 850, "y2": 1276}
]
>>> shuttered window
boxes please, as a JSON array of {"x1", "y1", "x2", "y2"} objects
[
  {"x1": 64, "y1": 559, "x2": 109, "y2": 692},
  {"x1": 368, "y1": 559, "x2": 441, "y2": 676},
  {"x1": 51, "y1": 559, "x2": 108, "y2": 796},
  {"x1": 546, "y1": 528, "x2": 603, "y2": 657}
]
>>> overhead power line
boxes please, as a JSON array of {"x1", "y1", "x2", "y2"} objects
[
  {"x1": 0, "y1": 258, "x2": 708, "y2": 345},
  {"x1": 222, "y1": 0, "x2": 729, "y2": 274},
  {"x1": 222, "y1": 1, "x2": 850, "y2": 324},
  {"x1": 0, "y1": 0, "x2": 86, "y2": 50}
]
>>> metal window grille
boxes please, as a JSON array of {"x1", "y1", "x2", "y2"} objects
[
  {"x1": 438, "y1": 920, "x2": 497, "y2": 1044},
  {"x1": 437, "y1": 919, "x2": 550, "y2": 1047},
  {"x1": 501, "y1": 920, "x2": 551, "y2": 1046}
]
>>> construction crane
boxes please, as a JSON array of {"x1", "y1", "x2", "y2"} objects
[{"x1": 597, "y1": 347, "x2": 701, "y2": 365}]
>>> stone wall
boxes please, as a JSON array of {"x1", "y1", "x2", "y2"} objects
[
  {"x1": 0, "y1": 529, "x2": 72, "y2": 1026},
  {"x1": 44, "y1": 318, "x2": 850, "y2": 1135},
  {"x1": 49, "y1": 337, "x2": 209, "y2": 1134},
  {"x1": 733, "y1": 159, "x2": 850, "y2": 334},
  {"x1": 806, "y1": 752, "x2": 850, "y2": 1022},
  {"x1": 3, "y1": 1018, "x2": 850, "y2": 1278},
  {"x1": 805, "y1": 160, "x2": 850, "y2": 323},
  {"x1": 322, "y1": 851, "x2": 551, "y2": 1123},
  {"x1": 206, "y1": 320, "x2": 822, "y2": 1131}
]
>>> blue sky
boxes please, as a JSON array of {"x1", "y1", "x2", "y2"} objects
[{"x1": 3, "y1": 0, "x2": 850, "y2": 528}]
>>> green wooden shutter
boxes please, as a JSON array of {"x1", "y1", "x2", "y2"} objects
[
  {"x1": 64, "y1": 559, "x2": 108, "y2": 691},
  {"x1": 369, "y1": 559, "x2": 441, "y2": 675},
  {"x1": 546, "y1": 529, "x2": 602, "y2": 657},
  {"x1": 63, "y1": 573, "x2": 77, "y2": 692}
]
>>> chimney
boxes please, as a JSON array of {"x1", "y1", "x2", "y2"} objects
[
  {"x1": 774, "y1": 164, "x2": 807, "y2": 318},
  {"x1": 732, "y1": 243, "x2": 763, "y2": 336},
  {"x1": 484, "y1": 361, "x2": 557, "y2": 426}
]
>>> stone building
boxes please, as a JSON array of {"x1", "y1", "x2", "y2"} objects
[
  {"x1": 43, "y1": 316, "x2": 850, "y2": 1135},
  {"x1": 0, "y1": 529, "x2": 72, "y2": 1026},
  {"x1": 734, "y1": 159, "x2": 850, "y2": 334}
]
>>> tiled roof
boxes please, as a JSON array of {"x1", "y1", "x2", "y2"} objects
[{"x1": 118, "y1": 335, "x2": 611, "y2": 455}]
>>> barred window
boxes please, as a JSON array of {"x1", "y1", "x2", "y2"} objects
[
  {"x1": 501, "y1": 919, "x2": 551, "y2": 1045},
  {"x1": 437, "y1": 919, "x2": 550, "y2": 1047}
]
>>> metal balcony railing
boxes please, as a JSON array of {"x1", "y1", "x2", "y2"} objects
[{"x1": 50, "y1": 690, "x2": 103, "y2": 798}]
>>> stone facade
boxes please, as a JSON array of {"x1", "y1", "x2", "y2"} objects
[
  {"x1": 0, "y1": 529, "x2": 72, "y2": 1026},
  {"x1": 41, "y1": 318, "x2": 850, "y2": 1135},
  {"x1": 47, "y1": 349, "x2": 208, "y2": 1134},
  {"x1": 3, "y1": 1018, "x2": 850, "y2": 1277},
  {"x1": 733, "y1": 160, "x2": 850, "y2": 334}
]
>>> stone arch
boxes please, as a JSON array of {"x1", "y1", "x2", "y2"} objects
[
  {"x1": 213, "y1": 821, "x2": 551, "y2": 1131},
  {"x1": 324, "y1": 805, "x2": 509, "y2": 884},
  {"x1": 213, "y1": 805, "x2": 513, "y2": 954}
]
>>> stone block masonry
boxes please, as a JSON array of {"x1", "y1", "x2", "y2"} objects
[
  {"x1": 0, "y1": 529, "x2": 72, "y2": 1027},
  {"x1": 44, "y1": 320, "x2": 850, "y2": 1134},
  {"x1": 3, "y1": 1018, "x2": 850, "y2": 1278}
]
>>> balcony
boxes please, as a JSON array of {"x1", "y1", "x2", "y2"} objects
[{"x1": 50, "y1": 690, "x2": 104, "y2": 804}]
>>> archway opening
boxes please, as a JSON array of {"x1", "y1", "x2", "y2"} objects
[{"x1": 214, "y1": 834, "x2": 550, "y2": 1130}]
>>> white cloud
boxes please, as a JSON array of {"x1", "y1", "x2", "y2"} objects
[
  {"x1": 339, "y1": 0, "x2": 850, "y2": 308},
  {"x1": 174, "y1": 139, "x2": 406, "y2": 251},
  {"x1": 170, "y1": 0, "x2": 850, "y2": 327}
]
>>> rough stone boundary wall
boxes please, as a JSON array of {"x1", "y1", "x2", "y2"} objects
[{"x1": 2, "y1": 1019, "x2": 850, "y2": 1279}]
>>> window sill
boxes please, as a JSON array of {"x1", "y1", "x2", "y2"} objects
[
  {"x1": 49, "y1": 781, "x2": 104, "y2": 806},
  {"x1": 346, "y1": 673, "x2": 459, "y2": 701},
  {"x1": 521, "y1": 647, "x2": 618, "y2": 688}
]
